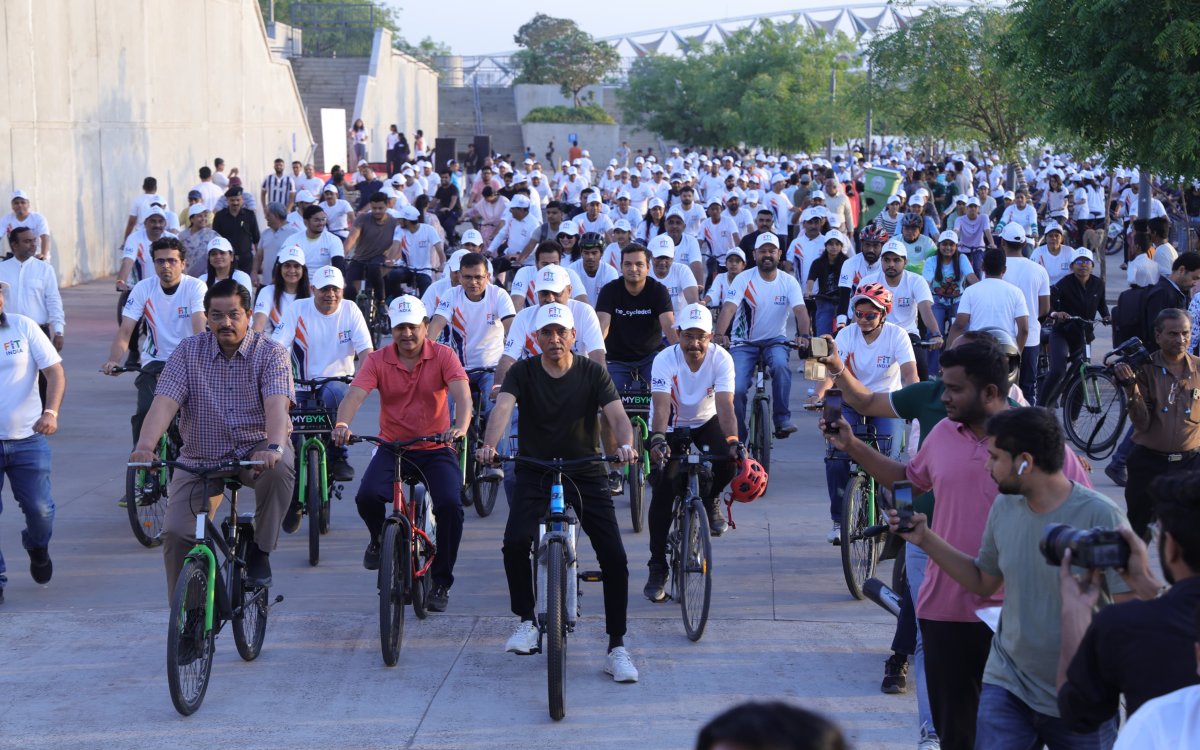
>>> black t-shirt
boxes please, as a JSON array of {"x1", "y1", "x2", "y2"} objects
[
  {"x1": 434, "y1": 184, "x2": 459, "y2": 209},
  {"x1": 501, "y1": 355, "x2": 619, "y2": 480},
  {"x1": 809, "y1": 252, "x2": 848, "y2": 300},
  {"x1": 595, "y1": 277, "x2": 673, "y2": 362}
]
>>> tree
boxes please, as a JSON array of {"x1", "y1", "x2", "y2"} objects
[
  {"x1": 397, "y1": 36, "x2": 451, "y2": 68},
  {"x1": 511, "y1": 14, "x2": 621, "y2": 107},
  {"x1": 1005, "y1": 0, "x2": 1200, "y2": 177},
  {"x1": 866, "y1": 4, "x2": 1033, "y2": 162},
  {"x1": 265, "y1": 0, "x2": 450, "y2": 65}
]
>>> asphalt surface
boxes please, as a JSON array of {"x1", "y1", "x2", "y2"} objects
[{"x1": 0, "y1": 279, "x2": 1128, "y2": 749}]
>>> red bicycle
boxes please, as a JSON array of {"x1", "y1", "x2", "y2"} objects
[{"x1": 349, "y1": 434, "x2": 440, "y2": 666}]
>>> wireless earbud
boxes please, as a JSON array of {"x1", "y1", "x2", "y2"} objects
[{"x1": 1017, "y1": 460, "x2": 1029, "y2": 476}]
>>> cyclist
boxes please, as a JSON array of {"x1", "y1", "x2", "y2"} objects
[
  {"x1": 663, "y1": 208, "x2": 707, "y2": 286},
  {"x1": 713, "y1": 232, "x2": 810, "y2": 440},
  {"x1": 422, "y1": 246, "x2": 469, "y2": 319},
  {"x1": 271, "y1": 264, "x2": 372, "y2": 484},
  {"x1": 475, "y1": 303, "x2": 640, "y2": 683},
  {"x1": 509, "y1": 241, "x2": 588, "y2": 311},
  {"x1": 644, "y1": 304, "x2": 740, "y2": 601},
  {"x1": 785, "y1": 206, "x2": 831, "y2": 290},
  {"x1": 252, "y1": 244, "x2": 311, "y2": 333},
  {"x1": 387, "y1": 205, "x2": 443, "y2": 298},
  {"x1": 649, "y1": 235, "x2": 700, "y2": 318},
  {"x1": 811, "y1": 282, "x2": 916, "y2": 544},
  {"x1": 332, "y1": 296, "x2": 470, "y2": 613},
  {"x1": 699, "y1": 196, "x2": 742, "y2": 286},
  {"x1": 116, "y1": 205, "x2": 175, "y2": 295},
  {"x1": 596, "y1": 243, "x2": 678, "y2": 493},
  {"x1": 922, "y1": 230, "x2": 978, "y2": 375},
  {"x1": 574, "y1": 192, "x2": 614, "y2": 245},
  {"x1": 836, "y1": 226, "x2": 886, "y2": 325},
  {"x1": 704, "y1": 248, "x2": 747, "y2": 314},
  {"x1": 1029, "y1": 220, "x2": 1074, "y2": 285},
  {"x1": 294, "y1": 203, "x2": 346, "y2": 272},
  {"x1": 201, "y1": 236, "x2": 254, "y2": 296},
  {"x1": 806, "y1": 233, "x2": 851, "y2": 337},
  {"x1": 568, "y1": 231, "x2": 619, "y2": 304},
  {"x1": 954, "y1": 196, "x2": 995, "y2": 276},
  {"x1": 486, "y1": 194, "x2": 539, "y2": 279},
  {"x1": 601, "y1": 219, "x2": 635, "y2": 270},
  {"x1": 898, "y1": 211, "x2": 937, "y2": 275},
  {"x1": 859, "y1": 238, "x2": 942, "y2": 381},
  {"x1": 343, "y1": 192, "x2": 396, "y2": 305},
  {"x1": 1039, "y1": 249, "x2": 1109, "y2": 407}
]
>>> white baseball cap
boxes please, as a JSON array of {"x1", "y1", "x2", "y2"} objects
[
  {"x1": 1003, "y1": 190, "x2": 1016, "y2": 200},
  {"x1": 1070, "y1": 248, "x2": 1095, "y2": 265},
  {"x1": 206, "y1": 236, "x2": 234, "y2": 254},
  {"x1": 1000, "y1": 223, "x2": 1027, "y2": 243},
  {"x1": 823, "y1": 230, "x2": 848, "y2": 246},
  {"x1": 675, "y1": 303, "x2": 713, "y2": 333},
  {"x1": 648, "y1": 197, "x2": 665, "y2": 210},
  {"x1": 277, "y1": 244, "x2": 306, "y2": 266},
  {"x1": 907, "y1": 194, "x2": 923, "y2": 206},
  {"x1": 886, "y1": 194, "x2": 902, "y2": 205},
  {"x1": 650, "y1": 235, "x2": 675, "y2": 258},
  {"x1": 387, "y1": 295, "x2": 427, "y2": 327},
  {"x1": 399, "y1": 205, "x2": 420, "y2": 221},
  {"x1": 447, "y1": 249, "x2": 470, "y2": 272},
  {"x1": 460, "y1": 229, "x2": 484, "y2": 246},
  {"x1": 295, "y1": 190, "x2": 315, "y2": 204},
  {"x1": 616, "y1": 191, "x2": 631, "y2": 201},
  {"x1": 509, "y1": 194, "x2": 531, "y2": 210},
  {"x1": 536, "y1": 264, "x2": 571, "y2": 294},
  {"x1": 142, "y1": 205, "x2": 167, "y2": 222},
  {"x1": 556, "y1": 222, "x2": 578, "y2": 237},
  {"x1": 313, "y1": 265, "x2": 344, "y2": 289},
  {"x1": 966, "y1": 196, "x2": 981, "y2": 207},
  {"x1": 188, "y1": 204, "x2": 207, "y2": 217},
  {"x1": 937, "y1": 229, "x2": 959, "y2": 244},
  {"x1": 586, "y1": 192, "x2": 602, "y2": 204},
  {"x1": 755, "y1": 232, "x2": 781, "y2": 250},
  {"x1": 726, "y1": 248, "x2": 746, "y2": 262},
  {"x1": 882, "y1": 238, "x2": 908, "y2": 258},
  {"x1": 1043, "y1": 220, "x2": 1064, "y2": 235},
  {"x1": 533, "y1": 302, "x2": 574, "y2": 331},
  {"x1": 322, "y1": 184, "x2": 338, "y2": 194},
  {"x1": 11, "y1": 189, "x2": 29, "y2": 201},
  {"x1": 613, "y1": 219, "x2": 632, "y2": 232}
]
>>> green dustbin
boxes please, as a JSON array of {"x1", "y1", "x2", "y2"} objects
[{"x1": 859, "y1": 166, "x2": 904, "y2": 229}]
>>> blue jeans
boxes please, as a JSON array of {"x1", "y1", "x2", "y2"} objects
[
  {"x1": 1109, "y1": 426, "x2": 1135, "y2": 471},
  {"x1": 731, "y1": 337, "x2": 794, "y2": 441},
  {"x1": 929, "y1": 298, "x2": 959, "y2": 375},
  {"x1": 0, "y1": 434, "x2": 55, "y2": 589},
  {"x1": 907, "y1": 543, "x2": 937, "y2": 743},
  {"x1": 825, "y1": 407, "x2": 902, "y2": 523},
  {"x1": 316, "y1": 381, "x2": 350, "y2": 464},
  {"x1": 607, "y1": 353, "x2": 656, "y2": 394},
  {"x1": 469, "y1": 369, "x2": 494, "y2": 419},
  {"x1": 814, "y1": 300, "x2": 838, "y2": 337},
  {"x1": 1019, "y1": 344, "x2": 1039, "y2": 404},
  {"x1": 975, "y1": 683, "x2": 1116, "y2": 750}
]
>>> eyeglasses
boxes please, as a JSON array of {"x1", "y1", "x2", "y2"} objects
[
  {"x1": 854, "y1": 311, "x2": 881, "y2": 321},
  {"x1": 153, "y1": 257, "x2": 181, "y2": 266},
  {"x1": 208, "y1": 311, "x2": 245, "y2": 323}
]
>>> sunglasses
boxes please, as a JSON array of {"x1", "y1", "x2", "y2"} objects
[{"x1": 854, "y1": 311, "x2": 881, "y2": 321}]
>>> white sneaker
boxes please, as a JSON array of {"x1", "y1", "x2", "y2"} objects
[
  {"x1": 917, "y1": 737, "x2": 941, "y2": 750},
  {"x1": 604, "y1": 646, "x2": 639, "y2": 683},
  {"x1": 505, "y1": 620, "x2": 540, "y2": 655},
  {"x1": 826, "y1": 523, "x2": 841, "y2": 545}
]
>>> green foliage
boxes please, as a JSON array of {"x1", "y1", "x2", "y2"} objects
[
  {"x1": 523, "y1": 105, "x2": 616, "y2": 124},
  {"x1": 511, "y1": 14, "x2": 622, "y2": 106},
  {"x1": 866, "y1": 3, "x2": 1032, "y2": 161},
  {"x1": 396, "y1": 36, "x2": 451, "y2": 68},
  {"x1": 1005, "y1": 0, "x2": 1200, "y2": 176},
  {"x1": 620, "y1": 20, "x2": 863, "y2": 151},
  {"x1": 266, "y1": 0, "x2": 449, "y2": 64}
]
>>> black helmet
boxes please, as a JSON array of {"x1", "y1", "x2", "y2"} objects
[
  {"x1": 579, "y1": 231, "x2": 604, "y2": 249},
  {"x1": 901, "y1": 212, "x2": 924, "y2": 229}
]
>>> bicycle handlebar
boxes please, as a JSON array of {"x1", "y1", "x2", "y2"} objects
[
  {"x1": 495, "y1": 455, "x2": 622, "y2": 468},
  {"x1": 127, "y1": 459, "x2": 265, "y2": 474},
  {"x1": 294, "y1": 375, "x2": 354, "y2": 387},
  {"x1": 108, "y1": 366, "x2": 143, "y2": 374},
  {"x1": 348, "y1": 434, "x2": 446, "y2": 450}
]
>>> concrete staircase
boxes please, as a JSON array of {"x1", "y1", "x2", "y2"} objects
[
  {"x1": 438, "y1": 85, "x2": 524, "y2": 161},
  {"x1": 290, "y1": 57, "x2": 370, "y2": 170}
]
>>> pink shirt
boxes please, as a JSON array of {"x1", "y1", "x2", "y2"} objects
[
  {"x1": 907, "y1": 418, "x2": 1092, "y2": 622},
  {"x1": 351, "y1": 339, "x2": 466, "y2": 450}
]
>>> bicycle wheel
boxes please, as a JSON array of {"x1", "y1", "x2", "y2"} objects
[
  {"x1": 546, "y1": 539, "x2": 567, "y2": 721},
  {"x1": 628, "y1": 430, "x2": 645, "y2": 533},
  {"x1": 378, "y1": 522, "x2": 407, "y2": 666},
  {"x1": 306, "y1": 447, "x2": 322, "y2": 567},
  {"x1": 319, "y1": 479, "x2": 332, "y2": 535},
  {"x1": 232, "y1": 532, "x2": 269, "y2": 662},
  {"x1": 166, "y1": 556, "x2": 215, "y2": 716},
  {"x1": 462, "y1": 431, "x2": 478, "y2": 510},
  {"x1": 754, "y1": 397, "x2": 772, "y2": 475},
  {"x1": 472, "y1": 473, "x2": 500, "y2": 518},
  {"x1": 358, "y1": 293, "x2": 382, "y2": 350},
  {"x1": 411, "y1": 486, "x2": 432, "y2": 620},
  {"x1": 125, "y1": 466, "x2": 166, "y2": 548},
  {"x1": 677, "y1": 497, "x2": 712, "y2": 642},
  {"x1": 1062, "y1": 371, "x2": 1126, "y2": 456},
  {"x1": 840, "y1": 474, "x2": 880, "y2": 600}
]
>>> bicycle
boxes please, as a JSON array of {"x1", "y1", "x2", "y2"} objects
[
  {"x1": 113, "y1": 365, "x2": 180, "y2": 548},
  {"x1": 618, "y1": 375, "x2": 652, "y2": 533},
  {"x1": 1036, "y1": 318, "x2": 1129, "y2": 458},
  {"x1": 494, "y1": 453, "x2": 616, "y2": 721},
  {"x1": 141, "y1": 459, "x2": 284, "y2": 715},
  {"x1": 740, "y1": 342, "x2": 800, "y2": 476},
  {"x1": 347, "y1": 434, "x2": 439, "y2": 667},
  {"x1": 830, "y1": 421, "x2": 901, "y2": 600},
  {"x1": 459, "y1": 367, "x2": 502, "y2": 517},
  {"x1": 291, "y1": 375, "x2": 353, "y2": 566}
]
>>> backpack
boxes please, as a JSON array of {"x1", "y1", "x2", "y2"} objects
[{"x1": 1111, "y1": 284, "x2": 1155, "y2": 348}]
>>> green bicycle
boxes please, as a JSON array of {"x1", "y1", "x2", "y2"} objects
[
  {"x1": 114, "y1": 365, "x2": 180, "y2": 548},
  {"x1": 619, "y1": 377, "x2": 652, "y2": 534},
  {"x1": 831, "y1": 421, "x2": 905, "y2": 600},
  {"x1": 292, "y1": 375, "x2": 352, "y2": 566}
]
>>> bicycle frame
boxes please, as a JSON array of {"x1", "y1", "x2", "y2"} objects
[{"x1": 535, "y1": 474, "x2": 580, "y2": 630}]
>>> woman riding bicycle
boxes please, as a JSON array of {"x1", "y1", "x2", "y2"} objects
[
  {"x1": 922, "y1": 230, "x2": 978, "y2": 375},
  {"x1": 252, "y1": 244, "x2": 311, "y2": 334},
  {"x1": 1038, "y1": 249, "x2": 1109, "y2": 407}
]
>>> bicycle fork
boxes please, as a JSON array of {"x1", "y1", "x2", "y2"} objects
[{"x1": 297, "y1": 437, "x2": 329, "y2": 511}]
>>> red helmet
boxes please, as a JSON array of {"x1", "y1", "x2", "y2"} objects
[
  {"x1": 730, "y1": 458, "x2": 768, "y2": 502},
  {"x1": 851, "y1": 281, "x2": 894, "y2": 316},
  {"x1": 860, "y1": 225, "x2": 890, "y2": 245}
]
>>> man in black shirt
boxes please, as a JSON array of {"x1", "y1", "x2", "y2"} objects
[
  {"x1": 432, "y1": 170, "x2": 461, "y2": 243},
  {"x1": 1057, "y1": 470, "x2": 1200, "y2": 731},
  {"x1": 477, "y1": 303, "x2": 640, "y2": 683},
  {"x1": 737, "y1": 209, "x2": 775, "y2": 260},
  {"x1": 211, "y1": 187, "x2": 260, "y2": 274}
]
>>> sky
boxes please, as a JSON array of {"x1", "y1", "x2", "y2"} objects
[{"x1": 385, "y1": 0, "x2": 898, "y2": 56}]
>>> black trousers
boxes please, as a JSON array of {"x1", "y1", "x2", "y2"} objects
[
  {"x1": 647, "y1": 417, "x2": 735, "y2": 566},
  {"x1": 503, "y1": 471, "x2": 629, "y2": 638},
  {"x1": 1126, "y1": 445, "x2": 1200, "y2": 540},
  {"x1": 131, "y1": 361, "x2": 164, "y2": 446},
  {"x1": 919, "y1": 619, "x2": 993, "y2": 750}
]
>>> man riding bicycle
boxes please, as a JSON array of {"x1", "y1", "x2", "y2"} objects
[
  {"x1": 343, "y1": 191, "x2": 397, "y2": 305},
  {"x1": 387, "y1": 206, "x2": 444, "y2": 299}
]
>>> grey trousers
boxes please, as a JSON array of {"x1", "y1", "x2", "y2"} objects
[{"x1": 162, "y1": 440, "x2": 295, "y2": 603}]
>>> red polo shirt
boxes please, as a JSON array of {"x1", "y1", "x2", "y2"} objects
[{"x1": 351, "y1": 338, "x2": 466, "y2": 449}]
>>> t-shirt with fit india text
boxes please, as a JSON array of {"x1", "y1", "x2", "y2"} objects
[
  {"x1": 500, "y1": 354, "x2": 619, "y2": 481},
  {"x1": 503, "y1": 300, "x2": 606, "y2": 361},
  {"x1": 650, "y1": 343, "x2": 736, "y2": 429},
  {"x1": 433, "y1": 284, "x2": 515, "y2": 369},
  {"x1": 122, "y1": 276, "x2": 208, "y2": 364},
  {"x1": 726, "y1": 269, "x2": 805, "y2": 343},
  {"x1": 0, "y1": 314, "x2": 62, "y2": 439},
  {"x1": 271, "y1": 298, "x2": 372, "y2": 379},
  {"x1": 834, "y1": 321, "x2": 915, "y2": 393}
]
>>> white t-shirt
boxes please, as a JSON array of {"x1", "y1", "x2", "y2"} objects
[
  {"x1": 271, "y1": 298, "x2": 372, "y2": 379},
  {"x1": 422, "y1": 277, "x2": 452, "y2": 314},
  {"x1": 204, "y1": 269, "x2": 255, "y2": 297},
  {"x1": 253, "y1": 286, "x2": 299, "y2": 333},
  {"x1": 763, "y1": 190, "x2": 794, "y2": 235},
  {"x1": 699, "y1": 216, "x2": 739, "y2": 263},
  {"x1": 503, "y1": 299, "x2": 606, "y2": 360},
  {"x1": 986, "y1": 257, "x2": 1050, "y2": 326},
  {"x1": 652, "y1": 262, "x2": 699, "y2": 318},
  {"x1": 705, "y1": 273, "x2": 738, "y2": 307},
  {"x1": 1127, "y1": 254, "x2": 1160, "y2": 286},
  {"x1": 567, "y1": 259, "x2": 619, "y2": 304},
  {"x1": 1112, "y1": 684, "x2": 1200, "y2": 750},
  {"x1": 320, "y1": 199, "x2": 356, "y2": 235},
  {"x1": 834, "y1": 321, "x2": 915, "y2": 393},
  {"x1": 601, "y1": 242, "x2": 626, "y2": 271},
  {"x1": 1000, "y1": 204, "x2": 1038, "y2": 234},
  {"x1": 858, "y1": 270, "x2": 933, "y2": 335},
  {"x1": 957, "y1": 277, "x2": 1030, "y2": 340},
  {"x1": 510, "y1": 265, "x2": 588, "y2": 307},
  {"x1": 295, "y1": 231, "x2": 345, "y2": 271},
  {"x1": 726, "y1": 269, "x2": 805, "y2": 343},
  {"x1": 650, "y1": 343, "x2": 736, "y2": 429},
  {"x1": 122, "y1": 276, "x2": 207, "y2": 363},
  {"x1": 122, "y1": 229, "x2": 178, "y2": 282},
  {"x1": 487, "y1": 214, "x2": 539, "y2": 258},
  {"x1": 1029, "y1": 245, "x2": 1075, "y2": 285},
  {"x1": 392, "y1": 223, "x2": 441, "y2": 271},
  {"x1": 0, "y1": 211, "x2": 49, "y2": 240},
  {"x1": 626, "y1": 183, "x2": 654, "y2": 213},
  {"x1": 838, "y1": 255, "x2": 883, "y2": 310},
  {"x1": 672, "y1": 233, "x2": 705, "y2": 269},
  {"x1": 0, "y1": 313, "x2": 62, "y2": 439},
  {"x1": 787, "y1": 233, "x2": 826, "y2": 288},
  {"x1": 676, "y1": 204, "x2": 707, "y2": 236},
  {"x1": 433, "y1": 284, "x2": 515, "y2": 369},
  {"x1": 576, "y1": 212, "x2": 614, "y2": 237}
]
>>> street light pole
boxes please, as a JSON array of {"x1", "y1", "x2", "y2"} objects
[
  {"x1": 865, "y1": 57, "x2": 873, "y2": 162},
  {"x1": 828, "y1": 66, "x2": 836, "y2": 163}
]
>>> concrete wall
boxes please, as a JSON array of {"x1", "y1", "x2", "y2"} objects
[
  {"x1": 0, "y1": 0, "x2": 312, "y2": 286},
  {"x1": 521, "y1": 124, "x2": 620, "y2": 170},
  {"x1": 354, "y1": 28, "x2": 439, "y2": 164}
]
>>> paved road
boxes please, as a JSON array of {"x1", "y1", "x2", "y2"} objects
[{"x1": 0, "y1": 280, "x2": 1126, "y2": 749}]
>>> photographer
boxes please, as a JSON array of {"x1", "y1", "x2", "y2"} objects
[
  {"x1": 1114, "y1": 308, "x2": 1200, "y2": 540},
  {"x1": 1058, "y1": 471, "x2": 1200, "y2": 734},
  {"x1": 886, "y1": 407, "x2": 1129, "y2": 749}
]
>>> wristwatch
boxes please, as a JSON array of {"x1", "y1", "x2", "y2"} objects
[{"x1": 267, "y1": 443, "x2": 284, "y2": 455}]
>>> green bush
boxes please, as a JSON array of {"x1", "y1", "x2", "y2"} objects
[{"x1": 523, "y1": 105, "x2": 615, "y2": 124}]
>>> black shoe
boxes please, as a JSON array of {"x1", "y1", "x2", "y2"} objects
[
  {"x1": 363, "y1": 540, "x2": 381, "y2": 571},
  {"x1": 881, "y1": 653, "x2": 909, "y2": 694},
  {"x1": 774, "y1": 421, "x2": 798, "y2": 439},
  {"x1": 428, "y1": 585, "x2": 449, "y2": 612},
  {"x1": 0, "y1": 588, "x2": 5, "y2": 605},
  {"x1": 329, "y1": 457, "x2": 355, "y2": 482},
  {"x1": 28, "y1": 547, "x2": 52, "y2": 584},
  {"x1": 1104, "y1": 464, "x2": 1127, "y2": 488},
  {"x1": 282, "y1": 500, "x2": 303, "y2": 534},
  {"x1": 244, "y1": 544, "x2": 272, "y2": 588},
  {"x1": 643, "y1": 562, "x2": 669, "y2": 602},
  {"x1": 608, "y1": 470, "x2": 624, "y2": 496},
  {"x1": 705, "y1": 500, "x2": 729, "y2": 536}
]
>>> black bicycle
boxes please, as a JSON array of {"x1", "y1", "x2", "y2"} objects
[
  {"x1": 1038, "y1": 318, "x2": 1129, "y2": 458},
  {"x1": 140, "y1": 459, "x2": 284, "y2": 715},
  {"x1": 617, "y1": 376, "x2": 652, "y2": 533},
  {"x1": 113, "y1": 365, "x2": 180, "y2": 548},
  {"x1": 459, "y1": 368, "x2": 502, "y2": 517}
]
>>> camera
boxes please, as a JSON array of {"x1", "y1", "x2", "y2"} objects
[
  {"x1": 1110, "y1": 338, "x2": 1151, "y2": 370},
  {"x1": 1040, "y1": 523, "x2": 1130, "y2": 569}
]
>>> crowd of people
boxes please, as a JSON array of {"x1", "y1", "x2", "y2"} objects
[{"x1": 0, "y1": 139, "x2": 1198, "y2": 749}]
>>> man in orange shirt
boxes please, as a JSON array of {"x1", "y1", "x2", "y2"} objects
[{"x1": 333, "y1": 295, "x2": 471, "y2": 613}]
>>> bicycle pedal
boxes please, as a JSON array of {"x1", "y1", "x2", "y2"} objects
[{"x1": 579, "y1": 570, "x2": 603, "y2": 582}]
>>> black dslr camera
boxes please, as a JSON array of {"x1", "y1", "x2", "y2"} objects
[
  {"x1": 1108, "y1": 338, "x2": 1151, "y2": 370},
  {"x1": 1040, "y1": 523, "x2": 1131, "y2": 569}
]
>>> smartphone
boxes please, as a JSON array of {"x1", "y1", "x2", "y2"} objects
[
  {"x1": 893, "y1": 480, "x2": 915, "y2": 532},
  {"x1": 823, "y1": 389, "x2": 843, "y2": 434},
  {"x1": 809, "y1": 336, "x2": 829, "y2": 359}
]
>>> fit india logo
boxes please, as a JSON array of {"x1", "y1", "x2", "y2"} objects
[
  {"x1": 897, "y1": 296, "x2": 913, "y2": 307},
  {"x1": 773, "y1": 295, "x2": 787, "y2": 305},
  {"x1": 177, "y1": 306, "x2": 190, "y2": 319},
  {"x1": 547, "y1": 306, "x2": 563, "y2": 319},
  {"x1": 876, "y1": 355, "x2": 893, "y2": 367},
  {"x1": 541, "y1": 270, "x2": 555, "y2": 282},
  {"x1": 396, "y1": 300, "x2": 412, "y2": 312},
  {"x1": 338, "y1": 330, "x2": 352, "y2": 344},
  {"x1": 3, "y1": 339, "x2": 24, "y2": 355},
  {"x1": 688, "y1": 307, "x2": 704, "y2": 322}
]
